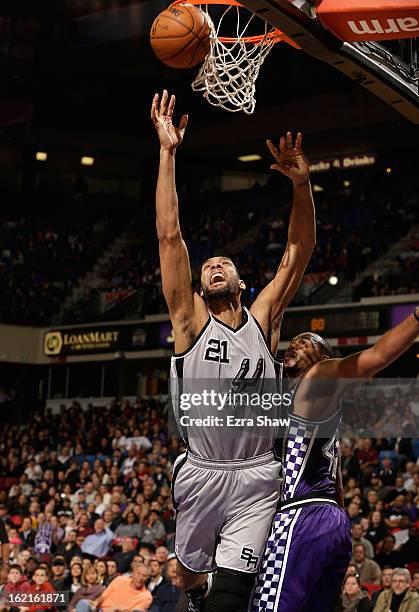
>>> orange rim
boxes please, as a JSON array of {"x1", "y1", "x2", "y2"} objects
[{"x1": 170, "y1": 0, "x2": 301, "y2": 48}]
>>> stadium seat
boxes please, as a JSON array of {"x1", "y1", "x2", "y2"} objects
[
  {"x1": 362, "y1": 584, "x2": 382, "y2": 597},
  {"x1": 406, "y1": 562, "x2": 419, "y2": 576}
]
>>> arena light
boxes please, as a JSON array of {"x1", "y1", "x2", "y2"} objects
[
  {"x1": 81, "y1": 156, "x2": 95, "y2": 166},
  {"x1": 313, "y1": 184, "x2": 324, "y2": 192},
  {"x1": 328, "y1": 275, "x2": 339, "y2": 286},
  {"x1": 36, "y1": 151, "x2": 47, "y2": 162},
  {"x1": 386, "y1": 167, "x2": 392, "y2": 174},
  {"x1": 238, "y1": 154, "x2": 262, "y2": 162},
  {"x1": 343, "y1": 180, "x2": 351, "y2": 187}
]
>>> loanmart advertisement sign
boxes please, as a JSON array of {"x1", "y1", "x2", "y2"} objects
[
  {"x1": 44, "y1": 322, "x2": 176, "y2": 356},
  {"x1": 44, "y1": 327, "x2": 124, "y2": 356}
]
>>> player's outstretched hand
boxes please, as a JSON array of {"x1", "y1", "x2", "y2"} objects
[
  {"x1": 151, "y1": 90, "x2": 188, "y2": 152},
  {"x1": 267, "y1": 132, "x2": 309, "y2": 185}
]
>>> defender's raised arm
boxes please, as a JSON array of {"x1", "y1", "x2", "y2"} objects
[
  {"x1": 251, "y1": 132, "x2": 316, "y2": 348},
  {"x1": 151, "y1": 91, "x2": 198, "y2": 353},
  {"x1": 319, "y1": 306, "x2": 419, "y2": 379}
]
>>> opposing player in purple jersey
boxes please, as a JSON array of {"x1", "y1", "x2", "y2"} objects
[{"x1": 251, "y1": 306, "x2": 419, "y2": 612}]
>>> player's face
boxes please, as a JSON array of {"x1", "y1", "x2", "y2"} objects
[
  {"x1": 200, "y1": 257, "x2": 243, "y2": 300},
  {"x1": 283, "y1": 333, "x2": 325, "y2": 374}
]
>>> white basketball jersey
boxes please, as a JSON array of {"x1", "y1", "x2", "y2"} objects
[{"x1": 170, "y1": 307, "x2": 283, "y2": 460}]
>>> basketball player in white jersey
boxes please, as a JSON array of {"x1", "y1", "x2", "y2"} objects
[
  {"x1": 151, "y1": 90, "x2": 316, "y2": 612},
  {"x1": 252, "y1": 307, "x2": 419, "y2": 611}
]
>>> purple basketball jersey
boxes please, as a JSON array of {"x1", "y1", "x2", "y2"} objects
[{"x1": 281, "y1": 410, "x2": 342, "y2": 501}]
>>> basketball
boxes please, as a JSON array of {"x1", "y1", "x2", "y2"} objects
[{"x1": 150, "y1": 3, "x2": 211, "y2": 69}]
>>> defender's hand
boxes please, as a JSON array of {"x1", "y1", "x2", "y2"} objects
[
  {"x1": 151, "y1": 90, "x2": 188, "y2": 152},
  {"x1": 267, "y1": 132, "x2": 309, "y2": 185}
]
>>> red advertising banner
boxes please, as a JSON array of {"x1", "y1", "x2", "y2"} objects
[{"x1": 316, "y1": 0, "x2": 419, "y2": 41}]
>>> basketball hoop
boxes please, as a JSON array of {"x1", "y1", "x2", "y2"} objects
[{"x1": 172, "y1": 0, "x2": 300, "y2": 114}]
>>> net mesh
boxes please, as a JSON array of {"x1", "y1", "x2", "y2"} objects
[{"x1": 190, "y1": 4, "x2": 282, "y2": 114}]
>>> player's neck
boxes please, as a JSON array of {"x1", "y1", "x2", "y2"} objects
[{"x1": 208, "y1": 298, "x2": 243, "y2": 328}]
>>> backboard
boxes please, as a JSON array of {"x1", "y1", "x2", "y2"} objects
[{"x1": 239, "y1": 0, "x2": 419, "y2": 123}]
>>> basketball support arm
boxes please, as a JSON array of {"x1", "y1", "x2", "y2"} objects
[{"x1": 239, "y1": 0, "x2": 419, "y2": 123}]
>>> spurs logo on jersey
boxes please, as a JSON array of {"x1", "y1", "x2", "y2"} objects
[{"x1": 170, "y1": 307, "x2": 282, "y2": 460}]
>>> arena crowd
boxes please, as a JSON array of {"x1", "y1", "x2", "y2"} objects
[{"x1": 0, "y1": 389, "x2": 416, "y2": 611}]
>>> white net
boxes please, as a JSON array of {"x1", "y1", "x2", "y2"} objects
[{"x1": 191, "y1": 3, "x2": 281, "y2": 114}]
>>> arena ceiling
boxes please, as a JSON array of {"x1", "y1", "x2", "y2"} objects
[{"x1": 0, "y1": 0, "x2": 418, "y2": 177}]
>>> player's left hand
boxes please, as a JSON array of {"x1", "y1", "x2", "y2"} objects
[{"x1": 267, "y1": 132, "x2": 309, "y2": 185}]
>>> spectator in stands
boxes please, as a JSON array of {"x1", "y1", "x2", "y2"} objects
[
  {"x1": 386, "y1": 476, "x2": 408, "y2": 505},
  {"x1": 115, "y1": 508, "x2": 143, "y2": 539},
  {"x1": 66, "y1": 561, "x2": 83, "y2": 594},
  {"x1": 402, "y1": 462, "x2": 416, "y2": 493},
  {"x1": 56, "y1": 530, "x2": 81, "y2": 563},
  {"x1": 352, "y1": 544, "x2": 381, "y2": 585},
  {"x1": 147, "y1": 558, "x2": 167, "y2": 596},
  {"x1": 80, "y1": 519, "x2": 113, "y2": 559},
  {"x1": 112, "y1": 536, "x2": 137, "y2": 574},
  {"x1": 25, "y1": 566, "x2": 55, "y2": 612},
  {"x1": 104, "y1": 559, "x2": 119, "y2": 586},
  {"x1": 140, "y1": 510, "x2": 165, "y2": 545},
  {"x1": 333, "y1": 574, "x2": 373, "y2": 611},
  {"x1": 50, "y1": 556, "x2": 68, "y2": 591},
  {"x1": 348, "y1": 502, "x2": 362, "y2": 526},
  {"x1": 19, "y1": 517, "x2": 36, "y2": 550},
  {"x1": 1, "y1": 564, "x2": 31, "y2": 601},
  {"x1": 24, "y1": 556, "x2": 39, "y2": 580},
  {"x1": 68, "y1": 565, "x2": 104, "y2": 612},
  {"x1": 398, "y1": 525, "x2": 418, "y2": 566},
  {"x1": 375, "y1": 535, "x2": 401, "y2": 569},
  {"x1": 366, "y1": 511, "x2": 388, "y2": 550},
  {"x1": 412, "y1": 570, "x2": 419, "y2": 593},
  {"x1": 378, "y1": 458, "x2": 396, "y2": 487},
  {"x1": 373, "y1": 568, "x2": 419, "y2": 612},
  {"x1": 75, "y1": 564, "x2": 152, "y2": 612},
  {"x1": 365, "y1": 474, "x2": 389, "y2": 501},
  {"x1": 352, "y1": 523, "x2": 374, "y2": 560},
  {"x1": 94, "y1": 559, "x2": 107, "y2": 585},
  {"x1": 341, "y1": 445, "x2": 360, "y2": 481},
  {"x1": 152, "y1": 556, "x2": 182, "y2": 612},
  {"x1": 155, "y1": 546, "x2": 169, "y2": 567},
  {"x1": 370, "y1": 567, "x2": 394, "y2": 607}
]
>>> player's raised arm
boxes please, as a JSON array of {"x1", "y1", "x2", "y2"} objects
[
  {"x1": 250, "y1": 131, "x2": 316, "y2": 346},
  {"x1": 151, "y1": 91, "x2": 197, "y2": 350},
  {"x1": 318, "y1": 307, "x2": 419, "y2": 379}
]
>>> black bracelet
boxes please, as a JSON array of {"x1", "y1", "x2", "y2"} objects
[{"x1": 413, "y1": 309, "x2": 419, "y2": 323}]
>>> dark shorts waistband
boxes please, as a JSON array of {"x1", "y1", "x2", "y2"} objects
[{"x1": 278, "y1": 493, "x2": 338, "y2": 512}]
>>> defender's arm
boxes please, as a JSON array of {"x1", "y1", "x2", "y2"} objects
[
  {"x1": 251, "y1": 133, "x2": 315, "y2": 346},
  {"x1": 316, "y1": 308, "x2": 419, "y2": 379}
]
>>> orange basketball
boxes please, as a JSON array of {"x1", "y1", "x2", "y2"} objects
[{"x1": 150, "y1": 3, "x2": 211, "y2": 69}]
